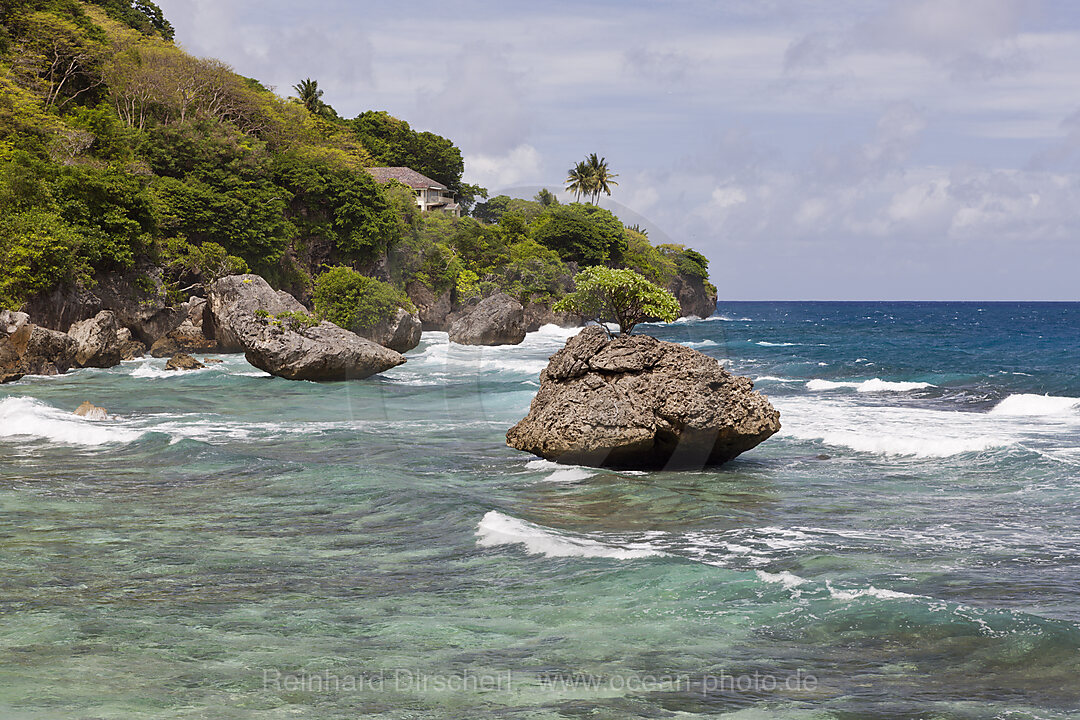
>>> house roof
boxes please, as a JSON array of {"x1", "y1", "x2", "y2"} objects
[{"x1": 366, "y1": 167, "x2": 447, "y2": 190}]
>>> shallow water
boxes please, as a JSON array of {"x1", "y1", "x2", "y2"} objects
[{"x1": 1, "y1": 304, "x2": 1079, "y2": 719}]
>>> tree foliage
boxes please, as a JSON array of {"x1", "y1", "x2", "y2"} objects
[
  {"x1": 533, "y1": 203, "x2": 626, "y2": 266},
  {"x1": 312, "y1": 265, "x2": 408, "y2": 331},
  {"x1": 553, "y1": 266, "x2": 681, "y2": 335}
]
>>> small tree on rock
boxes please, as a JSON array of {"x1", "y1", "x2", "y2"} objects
[{"x1": 554, "y1": 266, "x2": 681, "y2": 336}]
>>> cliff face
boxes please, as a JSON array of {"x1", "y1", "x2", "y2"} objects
[{"x1": 667, "y1": 273, "x2": 717, "y2": 319}]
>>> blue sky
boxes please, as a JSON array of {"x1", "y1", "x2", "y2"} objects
[{"x1": 156, "y1": 0, "x2": 1080, "y2": 300}]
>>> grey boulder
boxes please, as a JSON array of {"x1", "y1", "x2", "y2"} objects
[
  {"x1": 207, "y1": 275, "x2": 306, "y2": 353},
  {"x1": 68, "y1": 310, "x2": 122, "y2": 368},
  {"x1": 2, "y1": 310, "x2": 79, "y2": 382},
  {"x1": 448, "y1": 293, "x2": 526, "y2": 346},
  {"x1": 506, "y1": 326, "x2": 780, "y2": 469},
  {"x1": 243, "y1": 320, "x2": 405, "y2": 381},
  {"x1": 356, "y1": 308, "x2": 422, "y2": 353}
]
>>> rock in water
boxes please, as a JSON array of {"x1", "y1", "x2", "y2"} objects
[
  {"x1": 73, "y1": 401, "x2": 108, "y2": 420},
  {"x1": 356, "y1": 308, "x2": 423, "y2": 353},
  {"x1": 165, "y1": 353, "x2": 204, "y2": 371},
  {"x1": 506, "y1": 326, "x2": 781, "y2": 469},
  {"x1": 68, "y1": 310, "x2": 122, "y2": 368},
  {"x1": 208, "y1": 274, "x2": 406, "y2": 381},
  {"x1": 243, "y1": 320, "x2": 405, "y2": 381},
  {"x1": 207, "y1": 275, "x2": 306, "y2": 353},
  {"x1": 448, "y1": 293, "x2": 526, "y2": 346}
]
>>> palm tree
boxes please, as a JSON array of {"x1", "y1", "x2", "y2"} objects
[
  {"x1": 586, "y1": 153, "x2": 618, "y2": 204},
  {"x1": 565, "y1": 161, "x2": 594, "y2": 203},
  {"x1": 293, "y1": 78, "x2": 324, "y2": 114}
]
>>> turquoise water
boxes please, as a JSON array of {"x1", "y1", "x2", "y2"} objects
[{"x1": 1, "y1": 303, "x2": 1079, "y2": 719}]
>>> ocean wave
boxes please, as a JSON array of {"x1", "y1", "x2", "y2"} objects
[
  {"x1": 681, "y1": 339, "x2": 719, "y2": 348},
  {"x1": 990, "y1": 393, "x2": 1080, "y2": 417},
  {"x1": 0, "y1": 397, "x2": 145, "y2": 446},
  {"x1": 826, "y1": 582, "x2": 921, "y2": 601},
  {"x1": 524, "y1": 458, "x2": 595, "y2": 483},
  {"x1": 754, "y1": 376, "x2": 801, "y2": 383},
  {"x1": 755, "y1": 570, "x2": 809, "y2": 589},
  {"x1": 775, "y1": 398, "x2": 1009, "y2": 458},
  {"x1": 806, "y1": 378, "x2": 933, "y2": 393},
  {"x1": 756, "y1": 341, "x2": 801, "y2": 347},
  {"x1": 475, "y1": 511, "x2": 662, "y2": 559}
]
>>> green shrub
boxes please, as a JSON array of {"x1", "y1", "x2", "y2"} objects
[
  {"x1": 312, "y1": 265, "x2": 408, "y2": 331},
  {"x1": 0, "y1": 209, "x2": 83, "y2": 308},
  {"x1": 160, "y1": 237, "x2": 250, "y2": 282},
  {"x1": 554, "y1": 266, "x2": 680, "y2": 335},
  {"x1": 533, "y1": 203, "x2": 626, "y2": 266}
]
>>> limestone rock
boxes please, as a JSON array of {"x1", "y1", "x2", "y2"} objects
[
  {"x1": 506, "y1": 326, "x2": 780, "y2": 469},
  {"x1": 243, "y1": 319, "x2": 405, "y2": 381},
  {"x1": 406, "y1": 281, "x2": 453, "y2": 331},
  {"x1": 116, "y1": 327, "x2": 146, "y2": 360},
  {"x1": 73, "y1": 401, "x2": 108, "y2": 420},
  {"x1": 207, "y1": 274, "x2": 306, "y2": 352},
  {"x1": 165, "y1": 353, "x2": 204, "y2": 371},
  {"x1": 666, "y1": 273, "x2": 717, "y2": 320},
  {"x1": 448, "y1": 293, "x2": 526, "y2": 346},
  {"x1": 68, "y1": 311, "x2": 122, "y2": 368},
  {"x1": 356, "y1": 308, "x2": 422, "y2": 353}
]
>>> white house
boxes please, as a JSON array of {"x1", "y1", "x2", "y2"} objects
[{"x1": 366, "y1": 167, "x2": 461, "y2": 217}]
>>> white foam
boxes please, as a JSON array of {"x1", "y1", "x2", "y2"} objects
[
  {"x1": 476, "y1": 511, "x2": 662, "y2": 559},
  {"x1": 756, "y1": 570, "x2": 809, "y2": 589},
  {"x1": 754, "y1": 376, "x2": 801, "y2": 383},
  {"x1": 827, "y1": 582, "x2": 920, "y2": 601},
  {"x1": 806, "y1": 378, "x2": 933, "y2": 393},
  {"x1": 756, "y1": 341, "x2": 800, "y2": 347},
  {"x1": 0, "y1": 397, "x2": 144, "y2": 446},
  {"x1": 776, "y1": 397, "x2": 1010, "y2": 458},
  {"x1": 524, "y1": 458, "x2": 595, "y2": 483},
  {"x1": 990, "y1": 394, "x2": 1080, "y2": 417},
  {"x1": 682, "y1": 339, "x2": 719, "y2": 348}
]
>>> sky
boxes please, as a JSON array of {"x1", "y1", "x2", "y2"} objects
[{"x1": 155, "y1": 0, "x2": 1080, "y2": 300}]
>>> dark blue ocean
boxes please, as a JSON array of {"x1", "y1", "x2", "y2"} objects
[{"x1": 1, "y1": 302, "x2": 1078, "y2": 719}]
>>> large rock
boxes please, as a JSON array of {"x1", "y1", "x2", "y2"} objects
[
  {"x1": 506, "y1": 326, "x2": 780, "y2": 469},
  {"x1": 448, "y1": 293, "x2": 526, "y2": 346},
  {"x1": 94, "y1": 265, "x2": 182, "y2": 344},
  {"x1": 356, "y1": 308, "x2": 422, "y2": 353},
  {"x1": 406, "y1": 281, "x2": 453, "y2": 331},
  {"x1": 150, "y1": 297, "x2": 218, "y2": 357},
  {"x1": 207, "y1": 275, "x2": 306, "y2": 352},
  {"x1": 1, "y1": 310, "x2": 78, "y2": 382},
  {"x1": 116, "y1": 327, "x2": 146, "y2": 360},
  {"x1": 667, "y1": 273, "x2": 717, "y2": 319},
  {"x1": 68, "y1": 310, "x2": 122, "y2": 368},
  {"x1": 20, "y1": 283, "x2": 102, "y2": 333},
  {"x1": 243, "y1": 319, "x2": 406, "y2": 381},
  {"x1": 74, "y1": 401, "x2": 108, "y2": 420}
]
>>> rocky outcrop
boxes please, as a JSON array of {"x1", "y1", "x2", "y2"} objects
[
  {"x1": 1, "y1": 311, "x2": 78, "y2": 382},
  {"x1": 207, "y1": 275, "x2": 307, "y2": 352},
  {"x1": 74, "y1": 401, "x2": 108, "y2": 420},
  {"x1": 449, "y1": 293, "x2": 527, "y2": 346},
  {"x1": 68, "y1": 311, "x2": 122, "y2": 368},
  {"x1": 207, "y1": 274, "x2": 405, "y2": 380},
  {"x1": 165, "y1": 353, "x2": 204, "y2": 371},
  {"x1": 20, "y1": 283, "x2": 102, "y2": 334},
  {"x1": 523, "y1": 302, "x2": 582, "y2": 333},
  {"x1": 356, "y1": 308, "x2": 422, "y2": 353},
  {"x1": 243, "y1": 319, "x2": 405, "y2": 381},
  {"x1": 406, "y1": 281, "x2": 453, "y2": 331},
  {"x1": 150, "y1": 296, "x2": 218, "y2": 357},
  {"x1": 666, "y1": 274, "x2": 717, "y2": 319},
  {"x1": 506, "y1": 326, "x2": 780, "y2": 469},
  {"x1": 116, "y1": 327, "x2": 146, "y2": 360},
  {"x1": 94, "y1": 265, "x2": 182, "y2": 344}
]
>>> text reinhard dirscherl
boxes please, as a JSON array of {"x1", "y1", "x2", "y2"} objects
[{"x1": 262, "y1": 668, "x2": 818, "y2": 696}]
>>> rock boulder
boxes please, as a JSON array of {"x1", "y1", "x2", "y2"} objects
[
  {"x1": 68, "y1": 310, "x2": 122, "y2": 368},
  {"x1": 73, "y1": 401, "x2": 108, "y2": 420},
  {"x1": 207, "y1": 275, "x2": 306, "y2": 353},
  {"x1": 448, "y1": 293, "x2": 526, "y2": 346},
  {"x1": 356, "y1": 308, "x2": 422, "y2": 353},
  {"x1": 666, "y1": 274, "x2": 717, "y2": 320},
  {"x1": 2, "y1": 311, "x2": 80, "y2": 382},
  {"x1": 165, "y1": 353, "x2": 204, "y2": 371},
  {"x1": 506, "y1": 326, "x2": 780, "y2": 469},
  {"x1": 243, "y1": 319, "x2": 405, "y2": 381}
]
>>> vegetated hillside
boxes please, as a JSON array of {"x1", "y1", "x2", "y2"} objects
[{"x1": 0, "y1": 0, "x2": 716, "y2": 329}]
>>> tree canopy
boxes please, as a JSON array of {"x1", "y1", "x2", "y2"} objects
[{"x1": 553, "y1": 266, "x2": 681, "y2": 335}]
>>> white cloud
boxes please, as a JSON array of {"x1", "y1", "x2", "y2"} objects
[{"x1": 464, "y1": 145, "x2": 544, "y2": 191}]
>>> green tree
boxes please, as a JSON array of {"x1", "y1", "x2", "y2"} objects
[
  {"x1": 534, "y1": 187, "x2": 559, "y2": 207},
  {"x1": 585, "y1": 153, "x2": 618, "y2": 203},
  {"x1": 533, "y1": 203, "x2": 626, "y2": 266},
  {"x1": 312, "y1": 265, "x2": 408, "y2": 331},
  {"x1": 293, "y1": 78, "x2": 324, "y2": 115},
  {"x1": 554, "y1": 266, "x2": 680, "y2": 335},
  {"x1": 564, "y1": 160, "x2": 593, "y2": 203}
]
